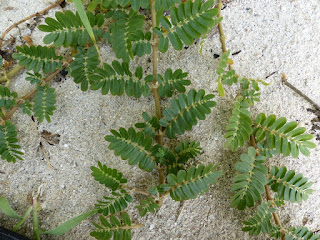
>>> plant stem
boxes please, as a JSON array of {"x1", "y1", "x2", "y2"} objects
[
  {"x1": 0, "y1": 65, "x2": 24, "y2": 83},
  {"x1": 282, "y1": 74, "x2": 320, "y2": 111},
  {"x1": 12, "y1": 206, "x2": 33, "y2": 232},
  {"x1": 250, "y1": 136, "x2": 285, "y2": 240},
  {"x1": 150, "y1": 0, "x2": 165, "y2": 187},
  {"x1": 217, "y1": 0, "x2": 226, "y2": 53},
  {"x1": 32, "y1": 196, "x2": 41, "y2": 240},
  {"x1": 217, "y1": 0, "x2": 232, "y2": 71},
  {"x1": 123, "y1": 186, "x2": 153, "y2": 197},
  {"x1": 1, "y1": 58, "x2": 73, "y2": 122},
  {"x1": 0, "y1": 0, "x2": 64, "y2": 50}
]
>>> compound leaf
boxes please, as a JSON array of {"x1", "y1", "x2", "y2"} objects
[
  {"x1": 89, "y1": 61, "x2": 150, "y2": 98},
  {"x1": 155, "y1": 0, "x2": 222, "y2": 52},
  {"x1": 225, "y1": 97, "x2": 252, "y2": 151},
  {"x1": 0, "y1": 121, "x2": 23, "y2": 163},
  {"x1": 91, "y1": 161, "x2": 127, "y2": 191},
  {"x1": 135, "y1": 112, "x2": 160, "y2": 137},
  {"x1": 105, "y1": 127, "x2": 156, "y2": 172},
  {"x1": 90, "y1": 212, "x2": 134, "y2": 240},
  {"x1": 254, "y1": 114, "x2": 316, "y2": 158},
  {"x1": 0, "y1": 86, "x2": 17, "y2": 109},
  {"x1": 231, "y1": 147, "x2": 267, "y2": 210},
  {"x1": 95, "y1": 190, "x2": 133, "y2": 216},
  {"x1": 70, "y1": 46, "x2": 100, "y2": 91},
  {"x1": 33, "y1": 84, "x2": 56, "y2": 123},
  {"x1": 12, "y1": 45, "x2": 63, "y2": 73},
  {"x1": 157, "y1": 163, "x2": 222, "y2": 201},
  {"x1": 26, "y1": 72, "x2": 42, "y2": 85},
  {"x1": 242, "y1": 201, "x2": 276, "y2": 236},
  {"x1": 268, "y1": 166, "x2": 313, "y2": 203},
  {"x1": 157, "y1": 68, "x2": 191, "y2": 97},
  {"x1": 38, "y1": 10, "x2": 104, "y2": 47},
  {"x1": 135, "y1": 197, "x2": 160, "y2": 216},
  {"x1": 160, "y1": 89, "x2": 216, "y2": 139},
  {"x1": 109, "y1": 11, "x2": 145, "y2": 62},
  {"x1": 285, "y1": 227, "x2": 320, "y2": 240}
]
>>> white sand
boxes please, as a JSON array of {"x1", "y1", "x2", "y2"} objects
[{"x1": 0, "y1": 0, "x2": 319, "y2": 239}]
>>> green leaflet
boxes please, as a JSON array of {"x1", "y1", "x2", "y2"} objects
[
  {"x1": 0, "y1": 121, "x2": 23, "y2": 163},
  {"x1": 253, "y1": 113, "x2": 316, "y2": 158},
  {"x1": 0, "y1": 86, "x2": 18, "y2": 109},
  {"x1": 131, "y1": 0, "x2": 149, "y2": 11},
  {"x1": 38, "y1": 10, "x2": 104, "y2": 47},
  {"x1": 285, "y1": 227, "x2": 320, "y2": 240},
  {"x1": 225, "y1": 97, "x2": 252, "y2": 151},
  {"x1": 135, "y1": 112, "x2": 160, "y2": 137},
  {"x1": 155, "y1": 0, "x2": 180, "y2": 10},
  {"x1": 174, "y1": 140, "x2": 202, "y2": 163},
  {"x1": 155, "y1": 0, "x2": 222, "y2": 52},
  {"x1": 20, "y1": 100, "x2": 32, "y2": 116},
  {"x1": 157, "y1": 163, "x2": 222, "y2": 201},
  {"x1": 135, "y1": 197, "x2": 160, "y2": 216},
  {"x1": 91, "y1": 161, "x2": 128, "y2": 191},
  {"x1": 89, "y1": 61, "x2": 150, "y2": 98},
  {"x1": 160, "y1": 89, "x2": 216, "y2": 139},
  {"x1": 231, "y1": 147, "x2": 267, "y2": 210},
  {"x1": 242, "y1": 201, "x2": 276, "y2": 236},
  {"x1": 108, "y1": 10, "x2": 145, "y2": 62},
  {"x1": 90, "y1": 212, "x2": 133, "y2": 240},
  {"x1": 154, "y1": 140, "x2": 201, "y2": 175},
  {"x1": 152, "y1": 145, "x2": 184, "y2": 175},
  {"x1": 70, "y1": 46, "x2": 100, "y2": 91},
  {"x1": 268, "y1": 166, "x2": 313, "y2": 203},
  {"x1": 25, "y1": 72, "x2": 42, "y2": 85},
  {"x1": 0, "y1": 196, "x2": 22, "y2": 219},
  {"x1": 0, "y1": 55, "x2": 3, "y2": 68},
  {"x1": 105, "y1": 127, "x2": 156, "y2": 172},
  {"x1": 33, "y1": 84, "x2": 56, "y2": 123},
  {"x1": 132, "y1": 30, "x2": 152, "y2": 57},
  {"x1": 156, "y1": 68, "x2": 191, "y2": 97},
  {"x1": 43, "y1": 209, "x2": 98, "y2": 236},
  {"x1": 12, "y1": 45, "x2": 63, "y2": 73},
  {"x1": 95, "y1": 190, "x2": 133, "y2": 216},
  {"x1": 216, "y1": 50, "x2": 230, "y2": 74}
]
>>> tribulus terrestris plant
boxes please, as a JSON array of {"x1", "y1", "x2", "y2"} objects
[
  {"x1": 1, "y1": 0, "x2": 224, "y2": 239},
  {"x1": 217, "y1": 49, "x2": 318, "y2": 239},
  {"x1": 0, "y1": 0, "x2": 319, "y2": 239}
]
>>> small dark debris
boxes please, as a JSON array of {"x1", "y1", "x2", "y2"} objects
[
  {"x1": 0, "y1": 50, "x2": 13, "y2": 62},
  {"x1": 213, "y1": 54, "x2": 220, "y2": 59},
  {"x1": 31, "y1": 115, "x2": 35, "y2": 122},
  {"x1": 60, "y1": 69, "x2": 68, "y2": 79},
  {"x1": 41, "y1": 130, "x2": 60, "y2": 146},
  {"x1": 265, "y1": 71, "x2": 276, "y2": 79},
  {"x1": 60, "y1": 0, "x2": 67, "y2": 8},
  {"x1": 184, "y1": 46, "x2": 189, "y2": 50},
  {"x1": 232, "y1": 50, "x2": 241, "y2": 56}
]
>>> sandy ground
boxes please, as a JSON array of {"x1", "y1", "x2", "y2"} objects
[{"x1": 0, "y1": 0, "x2": 320, "y2": 239}]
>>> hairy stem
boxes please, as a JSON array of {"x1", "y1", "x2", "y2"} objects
[
  {"x1": 150, "y1": 0, "x2": 165, "y2": 188},
  {"x1": 1, "y1": 58, "x2": 73, "y2": 122},
  {"x1": 0, "y1": 0, "x2": 64, "y2": 49},
  {"x1": 0, "y1": 65, "x2": 24, "y2": 82},
  {"x1": 250, "y1": 136, "x2": 285, "y2": 240},
  {"x1": 282, "y1": 74, "x2": 320, "y2": 111},
  {"x1": 217, "y1": 0, "x2": 232, "y2": 71}
]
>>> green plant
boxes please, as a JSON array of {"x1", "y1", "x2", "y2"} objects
[
  {"x1": 1, "y1": 0, "x2": 223, "y2": 239},
  {"x1": 1, "y1": 0, "x2": 318, "y2": 239},
  {"x1": 0, "y1": 195, "x2": 97, "y2": 239},
  {"x1": 217, "y1": 47, "x2": 318, "y2": 239}
]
